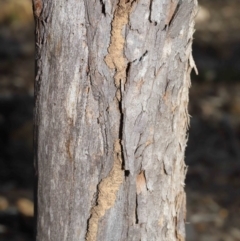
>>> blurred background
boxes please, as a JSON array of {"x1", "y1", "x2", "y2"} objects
[{"x1": 0, "y1": 0, "x2": 239, "y2": 240}]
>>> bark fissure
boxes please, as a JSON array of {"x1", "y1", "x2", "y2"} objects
[
  {"x1": 139, "y1": 50, "x2": 148, "y2": 62},
  {"x1": 99, "y1": 0, "x2": 106, "y2": 16},
  {"x1": 148, "y1": 0, "x2": 154, "y2": 24},
  {"x1": 104, "y1": 0, "x2": 136, "y2": 171},
  {"x1": 118, "y1": 98, "x2": 125, "y2": 169},
  {"x1": 135, "y1": 194, "x2": 139, "y2": 224},
  {"x1": 85, "y1": 1, "x2": 135, "y2": 240}
]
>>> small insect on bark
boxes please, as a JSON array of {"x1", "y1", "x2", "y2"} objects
[{"x1": 33, "y1": 0, "x2": 43, "y2": 18}]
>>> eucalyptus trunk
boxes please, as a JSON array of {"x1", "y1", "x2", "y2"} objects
[{"x1": 33, "y1": 0, "x2": 198, "y2": 240}]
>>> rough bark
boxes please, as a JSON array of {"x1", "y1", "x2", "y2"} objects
[{"x1": 33, "y1": 0, "x2": 198, "y2": 240}]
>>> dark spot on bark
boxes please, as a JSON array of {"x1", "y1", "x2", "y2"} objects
[{"x1": 124, "y1": 170, "x2": 130, "y2": 177}]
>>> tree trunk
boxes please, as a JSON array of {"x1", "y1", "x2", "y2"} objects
[{"x1": 34, "y1": 0, "x2": 197, "y2": 240}]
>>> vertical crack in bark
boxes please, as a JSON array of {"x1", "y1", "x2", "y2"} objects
[
  {"x1": 135, "y1": 194, "x2": 139, "y2": 224},
  {"x1": 148, "y1": 0, "x2": 153, "y2": 23},
  {"x1": 104, "y1": 0, "x2": 135, "y2": 167},
  {"x1": 99, "y1": 0, "x2": 106, "y2": 16},
  {"x1": 85, "y1": 1, "x2": 135, "y2": 240}
]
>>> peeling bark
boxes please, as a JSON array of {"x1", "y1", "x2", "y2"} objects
[{"x1": 34, "y1": 0, "x2": 198, "y2": 240}]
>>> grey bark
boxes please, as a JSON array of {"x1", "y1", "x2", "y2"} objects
[{"x1": 33, "y1": 0, "x2": 198, "y2": 240}]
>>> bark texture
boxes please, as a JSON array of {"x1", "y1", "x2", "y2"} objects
[{"x1": 34, "y1": 0, "x2": 198, "y2": 240}]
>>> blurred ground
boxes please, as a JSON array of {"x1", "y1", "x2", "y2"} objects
[{"x1": 0, "y1": 0, "x2": 239, "y2": 241}]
